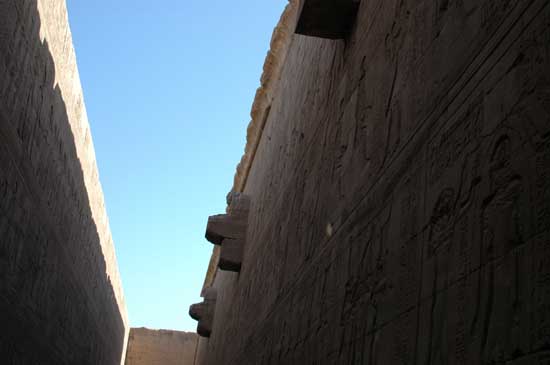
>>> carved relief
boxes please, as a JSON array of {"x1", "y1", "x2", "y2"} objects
[
  {"x1": 385, "y1": 97, "x2": 402, "y2": 164},
  {"x1": 385, "y1": 0, "x2": 409, "y2": 63},
  {"x1": 340, "y1": 204, "x2": 391, "y2": 342},
  {"x1": 428, "y1": 100, "x2": 482, "y2": 186},
  {"x1": 482, "y1": 135, "x2": 524, "y2": 261},
  {"x1": 533, "y1": 234, "x2": 550, "y2": 351},
  {"x1": 192, "y1": 1, "x2": 550, "y2": 363},
  {"x1": 474, "y1": 131, "x2": 533, "y2": 364},
  {"x1": 340, "y1": 223, "x2": 374, "y2": 328},
  {"x1": 399, "y1": 173, "x2": 420, "y2": 241},
  {"x1": 481, "y1": 0, "x2": 513, "y2": 32},
  {"x1": 391, "y1": 313, "x2": 416, "y2": 365},
  {"x1": 433, "y1": 0, "x2": 450, "y2": 38},
  {"x1": 389, "y1": 166, "x2": 424, "y2": 320},
  {"x1": 429, "y1": 188, "x2": 456, "y2": 257},
  {"x1": 535, "y1": 133, "x2": 550, "y2": 234},
  {"x1": 422, "y1": 188, "x2": 456, "y2": 364}
]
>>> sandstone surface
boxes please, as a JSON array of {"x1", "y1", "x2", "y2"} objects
[
  {"x1": 197, "y1": 0, "x2": 550, "y2": 363},
  {"x1": 125, "y1": 328, "x2": 198, "y2": 365},
  {"x1": 0, "y1": 1, "x2": 128, "y2": 363}
]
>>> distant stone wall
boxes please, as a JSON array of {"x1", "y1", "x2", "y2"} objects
[
  {"x1": 0, "y1": 1, "x2": 128, "y2": 364},
  {"x1": 125, "y1": 328, "x2": 198, "y2": 365},
  {"x1": 199, "y1": 0, "x2": 550, "y2": 363}
]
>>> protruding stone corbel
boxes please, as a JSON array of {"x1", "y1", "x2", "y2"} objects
[
  {"x1": 295, "y1": 0, "x2": 360, "y2": 39},
  {"x1": 205, "y1": 193, "x2": 250, "y2": 272},
  {"x1": 189, "y1": 287, "x2": 217, "y2": 338}
]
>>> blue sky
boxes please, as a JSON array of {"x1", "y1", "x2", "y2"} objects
[{"x1": 66, "y1": 0, "x2": 287, "y2": 331}]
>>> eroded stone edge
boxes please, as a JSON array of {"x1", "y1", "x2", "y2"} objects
[{"x1": 201, "y1": 0, "x2": 300, "y2": 293}]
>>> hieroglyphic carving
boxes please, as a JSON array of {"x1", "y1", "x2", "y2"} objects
[
  {"x1": 481, "y1": 0, "x2": 513, "y2": 31},
  {"x1": 340, "y1": 222, "x2": 374, "y2": 327},
  {"x1": 533, "y1": 233, "x2": 550, "y2": 351},
  {"x1": 535, "y1": 133, "x2": 550, "y2": 233},
  {"x1": 340, "y1": 202, "x2": 392, "y2": 358},
  {"x1": 391, "y1": 312, "x2": 416, "y2": 365},
  {"x1": 474, "y1": 130, "x2": 533, "y2": 363},
  {"x1": 453, "y1": 277, "x2": 467, "y2": 364},
  {"x1": 399, "y1": 171, "x2": 420, "y2": 242},
  {"x1": 0, "y1": 1, "x2": 128, "y2": 362},
  {"x1": 428, "y1": 188, "x2": 456, "y2": 258},
  {"x1": 422, "y1": 188, "x2": 456, "y2": 364},
  {"x1": 199, "y1": 1, "x2": 550, "y2": 364},
  {"x1": 482, "y1": 135, "x2": 524, "y2": 261},
  {"x1": 433, "y1": 0, "x2": 449, "y2": 38},
  {"x1": 428, "y1": 100, "x2": 482, "y2": 186}
]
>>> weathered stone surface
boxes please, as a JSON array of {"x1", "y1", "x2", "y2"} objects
[
  {"x1": 197, "y1": 0, "x2": 550, "y2": 363},
  {"x1": 0, "y1": 0, "x2": 128, "y2": 364},
  {"x1": 124, "y1": 328, "x2": 198, "y2": 365}
]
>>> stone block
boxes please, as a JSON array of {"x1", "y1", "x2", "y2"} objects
[
  {"x1": 125, "y1": 328, "x2": 198, "y2": 365},
  {"x1": 189, "y1": 288, "x2": 217, "y2": 338},
  {"x1": 205, "y1": 194, "x2": 250, "y2": 272},
  {"x1": 205, "y1": 214, "x2": 247, "y2": 245}
]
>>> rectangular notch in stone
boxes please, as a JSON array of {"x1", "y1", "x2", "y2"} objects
[
  {"x1": 295, "y1": 0, "x2": 360, "y2": 39},
  {"x1": 219, "y1": 238, "x2": 244, "y2": 272}
]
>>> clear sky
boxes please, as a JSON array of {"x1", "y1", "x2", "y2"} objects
[{"x1": 66, "y1": 0, "x2": 287, "y2": 331}]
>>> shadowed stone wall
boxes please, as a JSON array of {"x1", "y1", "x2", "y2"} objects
[
  {"x1": 125, "y1": 328, "x2": 198, "y2": 365},
  {"x1": 0, "y1": 0, "x2": 128, "y2": 364},
  {"x1": 198, "y1": 0, "x2": 550, "y2": 363}
]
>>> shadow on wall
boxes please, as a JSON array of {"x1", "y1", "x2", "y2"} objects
[{"x1": 0, "y1": 1, "x2": 126, "y2": 364}]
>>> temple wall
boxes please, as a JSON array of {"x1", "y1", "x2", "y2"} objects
[
  {"x1": 0, "y1": 0, "x2": 128, "y2": 364},
  {"x1": 199, "y1": 0, "x2": 550, "y2": 363},
  {"x1": 125, "y1": 328, "x2": 198, "y2": 365}
]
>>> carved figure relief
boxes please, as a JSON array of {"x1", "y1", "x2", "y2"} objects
[
  {"x1": 480, "y1": 0, "x2": 513, "y2": 32},
  {"x1": 478, "y1": 134, "x2": 529, "y2": 364},
  {"x1": 534, "y1": 234, "x2": 550, "y2": 351},
  {"x1": 428, "y1": 101, "x2": 482, "y2": 186},
  {"x1": 429, "y1": 188, "x2": 456, "y2": 257},
  {"x1": 536, "y1": 133, "x2": 550, "y2": 233},
  {"x1": 424, "y1": 188, "x2": 456, "y2": 365},
  {"x1": 482, "y1": 136, "x2": 523, "y2": 261},
  {"x1": 433, "y1": 0, "x2": 450, "y2": 38}
]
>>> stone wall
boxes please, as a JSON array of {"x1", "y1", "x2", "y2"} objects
[
  {"x1": 0, "y1": 1, "x2": 128, "y2": 364},
  {"x1": 199, "y1": 0, "x2": 550, "y2": 363},
  {"x1": 125, "y1": 328, "x2": 198, "y2": 365}
]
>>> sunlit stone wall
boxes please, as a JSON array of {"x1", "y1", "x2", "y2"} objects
[{"x1": 125, "y1": 328, "x2": 198, "y2": 365}]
